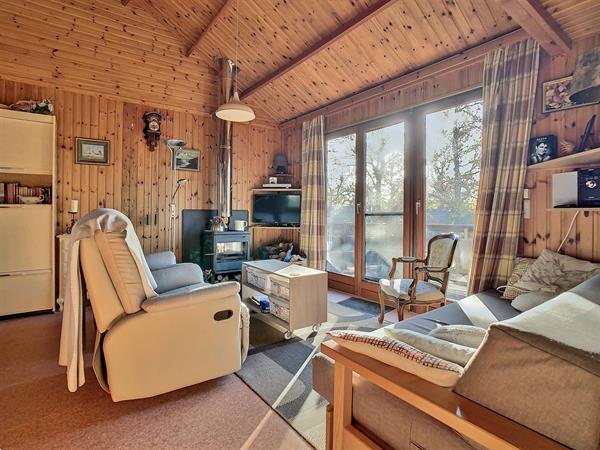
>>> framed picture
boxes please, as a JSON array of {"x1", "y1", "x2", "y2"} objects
[
  {"x1": 268, "y1": 176, "x2": 278, "y2": 184},
  {"x1": 528, "y1": 135, "x2": 557, "y2": 165},
  {"x1": 174, "y1": 148, "x2": 200, "y2": 171},
  {"x1": 76, "y1": 138, "x2": 110, "y2": 165},
  {"x1": 542, "y1": 76, "x2": 598, "y2": 113}
]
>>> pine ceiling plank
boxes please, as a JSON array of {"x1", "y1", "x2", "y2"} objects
[
  {"x1": 240, "y1": 0, "x2": 400, "y2": 99},
  {"x1": 186, "y1": 0, "x2": 235, "y2": 57},
  {"x1": 494, "y1": 0, "x2": 571, "y2": 55}
]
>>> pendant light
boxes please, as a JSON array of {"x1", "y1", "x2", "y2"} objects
[{"x1": 215, "y1": 0, "x2": 255, "y2": 122}]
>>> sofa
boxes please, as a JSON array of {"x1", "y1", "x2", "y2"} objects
[
  {"x1": 313, "y1": 276, "x2": 600, "y2": 449},
  {"x1": 79, "y1": 231, "x2": 247, "y2": 402}
]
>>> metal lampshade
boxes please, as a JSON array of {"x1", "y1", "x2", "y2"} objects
[
  {"x1": 570, "y1": 46, "x2": 600, "y2": 104},
  {"x1": 215, "y1": 91, "x2": 256, "y2": 123}
]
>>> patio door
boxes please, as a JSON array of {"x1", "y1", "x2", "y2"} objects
[{"x1": 326, "y1": 115, "x2": 412, "y2": 298}]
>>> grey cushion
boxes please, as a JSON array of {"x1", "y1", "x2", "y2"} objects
[
  {"x1": 510, "y1": 291, "x2": 555, "y2": 312},
  {"x1": 145, "y1": 251, "x2": 177, "y2": 271},
  {"x1": 152, "y1": 263, "x2": 205, "y2": 294},
  {"x1": 388, "y1": 290, "x2": 519, "y2": 335}
]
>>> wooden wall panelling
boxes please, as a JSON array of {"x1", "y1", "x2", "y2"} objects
[{"x1": 521, "y1": 33, "x2": 600, "y2": 262}]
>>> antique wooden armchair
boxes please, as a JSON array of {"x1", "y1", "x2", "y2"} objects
[{"x1": 378, "y1": 233, "x2": 459, "y2": 322}]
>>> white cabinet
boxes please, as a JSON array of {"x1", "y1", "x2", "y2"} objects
[
  {"x1": 0, "y1": 205, "x2": 52, "y2": 272},
  {"x1": 0, "y1": 270, "x2": 53, "y2": 315},
  {"x1": 0, "y1": 110, "x2": 54, "y2": 174},
  {"x1": 0, "y1": 109, "x2": 56, "y2": 316}
]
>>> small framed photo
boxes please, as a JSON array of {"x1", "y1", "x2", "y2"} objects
[
  {"x1": 528, "y1": 135, "x2": 557, "y2": 165},
  {"x1": 542, "y1": 76, "x2": 598, "y2": 113},
  {"x1": 174, "y1": 148, "x2": 200, "y2": 171},
  {"x1": 268, "y1": 176, "x2": 278, "y2": 184},
  {"x1": 76, "y1": 138, "x2": 110, "y2": 165}
]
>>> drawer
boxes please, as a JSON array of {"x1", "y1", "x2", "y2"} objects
[
  {"x1": 0, "y1": 270, "x2": 54, "y2": 316},
  {"x1": 0, "y1": 206, "x2": 52, "y2": 272}
]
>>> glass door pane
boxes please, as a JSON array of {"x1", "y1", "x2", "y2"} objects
[
  {"x1": 326, "y1": 133, "x2": 356, "y2": 276},
  {"x1": 425, "y1": 100, "x2": 482, "y2": 299},
  {"x1": 364, "y1": 123, "x2": 405, "y2": 281}
]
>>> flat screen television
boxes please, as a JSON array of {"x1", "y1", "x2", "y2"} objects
[{"x1": 252, "y1": 193, "x2": 301, "y2": 226}]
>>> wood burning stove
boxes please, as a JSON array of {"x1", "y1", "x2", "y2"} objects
[{"x1": 200, "y1": 230, "x2": 250, "y2": 276}]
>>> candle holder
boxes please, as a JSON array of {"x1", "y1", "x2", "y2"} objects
[{"x1": 66, "y1": 211, "x2": 78, "y2": 234}]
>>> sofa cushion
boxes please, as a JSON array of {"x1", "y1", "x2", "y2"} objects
[
  {"x1": 510, "y1": 291, "x2": 555, "y2": 312},
  {"x1": 513, "y1": 249, "x2": 600, "y2": 294},
  {"x1": 152, "y1": 263, "x2": 204, "y2": 294},
  {"x1": 328, "y1": 330, "x2": 463, "y2": 387},
  {"x1": 428, "y1": 325, "x2": 487, "y2": 349},
  {"x1": 94, "y1": 230, "x2": 147, "y2": 314},
  {"x1": 386, "y1": 290, "x2": 519, "y2": 335},
  {"x1": 501, "y1": 257, "x2": 535, "y2": 299},
  {"x1": 383, "y1": 328, "x2": 476, "y2": 366},
  {"x1": 454, "y1": 276, "x2": 600, "y2": 449}
]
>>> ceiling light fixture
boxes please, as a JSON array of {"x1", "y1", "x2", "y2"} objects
[{"x1": 215, "y1": 0, "x2": 255, "y2": 123}]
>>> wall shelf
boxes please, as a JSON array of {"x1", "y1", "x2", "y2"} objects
[
  {"x1": 527, "y1": 147, "x2": 600, "y2": 171},
  {"x1": 252, "y1": 188, "x2": 301, "y2": 192},
  {"x1": 547, "y1": 207, "x2": 600, "y2": 212}
]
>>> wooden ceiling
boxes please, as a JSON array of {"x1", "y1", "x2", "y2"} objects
[
  {"x1": 133, "y1": 0, "x2": 600, "y2": 123},
  {"x1": 0, "y1": 0, "x2": 598, "y2": 124}
]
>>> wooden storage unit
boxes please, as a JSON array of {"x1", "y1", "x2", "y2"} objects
[
  {"x1": 0, "y1": 109, "x2": 56, "y2": 316},
  {"x1": 241, "y1": 260, "x2": 327, "y2": 339}
]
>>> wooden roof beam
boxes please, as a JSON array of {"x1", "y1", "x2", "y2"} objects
[
  {"x1": 186, "y1": 0, "x2": 235, "y2": 57},
  {"x1": 240, "y1": 0, "x2": 399, "y2": 99},
  {"x1": 494, "y1": 0, "x2": 571, "y2": 55}
]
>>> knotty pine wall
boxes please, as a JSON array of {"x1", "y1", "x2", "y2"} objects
[
  {"x1": 521, "y1": 33, "x2": 600, "y2": 262},
  {"x1": 0, "y1": 79, "x2": 292, "y2": 258}
]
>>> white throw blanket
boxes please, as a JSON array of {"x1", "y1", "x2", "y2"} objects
[{"x1": 58, "y1": 209, "x2": 157, "y2": 392}]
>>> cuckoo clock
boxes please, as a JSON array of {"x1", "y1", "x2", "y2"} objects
[{"x1": 143, "y1": 111, "x2": 162, "y2": 151}]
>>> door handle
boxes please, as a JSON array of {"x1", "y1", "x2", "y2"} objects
[
  {"x1": 356, "y1": 202, "x2": 362, "y2": 215},
  {"x1": 415, "y1": 200, "x2": 421, "y2": 216}
]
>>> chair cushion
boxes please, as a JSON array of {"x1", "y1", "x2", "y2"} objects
[
  {"x1": 328, "y1": 330, "x2": 463, "y2": 387},
  {"x1": 94, "y1": 230, "x2": 147, "y2": 314},
  {"x1": 379, "y1": 278, "x2": 444, "y2": 302}
]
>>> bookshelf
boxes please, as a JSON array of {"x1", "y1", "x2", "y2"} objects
[{"x1": 0, "y1": 109, "x2": 56, "y2": 316}]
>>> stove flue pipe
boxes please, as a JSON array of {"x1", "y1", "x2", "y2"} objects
[{"x1": 215, "y1": 57, "x2": 235, "y2": 225}]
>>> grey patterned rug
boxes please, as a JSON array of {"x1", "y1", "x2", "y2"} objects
[{"x1": 236, "y1": 295, "x2": 388, "y2": 449}]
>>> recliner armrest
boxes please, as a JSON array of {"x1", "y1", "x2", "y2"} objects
[
  {"x1": 152, "y1": 263, "x2": 204, "y2": 294},
  {"x1": 142, "y1": 281, "x2": 240, "y2": 313},
  {"x1": 145, "y1": 251, "x2": 177, "y2": 271}
]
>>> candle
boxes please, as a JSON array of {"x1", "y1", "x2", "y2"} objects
[{"x1": 69, "y1": 199, "x2": 79, "y2": 214}]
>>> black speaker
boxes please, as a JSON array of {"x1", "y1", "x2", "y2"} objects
[{"x1": 578, "y1": 168, "x2": 600, "y2": 207}]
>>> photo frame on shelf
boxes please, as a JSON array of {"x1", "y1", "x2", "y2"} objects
[
  {"x1": 528, "y1": 135, "x2": 557, "y2": 165},
  {"x1": 542, "y1": 76, "x2": 599, "y2": 113},
  {"x1": 174, "y1": 148, "x2": 200, "y2": 171},
  {"x1": 75, "y1": 138, "x2": 110, "y2": 165},
  {"x1": 578, "y1": 114, "x2": 597, "y2": 152}
]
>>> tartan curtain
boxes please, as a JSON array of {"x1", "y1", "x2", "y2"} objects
[
  {"x1": 300, "y1": 115, "x2": 326, "y2": 270},
  {"x1": 468, "y1": 39, "x2": 540, "y2": 294}
]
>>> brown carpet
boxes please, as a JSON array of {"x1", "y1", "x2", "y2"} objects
[{"x1": 0, "y1": 311, "x2": 312, "y2": 450}]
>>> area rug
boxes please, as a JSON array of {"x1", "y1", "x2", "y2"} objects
[{"x1": 236, "y1": 295, "x2": 389, "y2": 450}]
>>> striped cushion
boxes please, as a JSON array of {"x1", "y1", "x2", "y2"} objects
[{"x1": 328, "y1": 330, "x2": 463, "y2": 387}]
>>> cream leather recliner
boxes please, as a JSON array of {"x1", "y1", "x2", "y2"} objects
[{"x1": 79, "y1": 231, "x2": 245, "y2": 402}]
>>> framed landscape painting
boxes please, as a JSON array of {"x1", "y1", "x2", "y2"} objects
[
  {"x1": 542, "y1": 75, "x2": 597, "y2": 113},
  {"x1": 174, "y1": 148, "x2": 200, "y2": 171},
  {"x1": 76, "y1": 138, "x2": 110, "y2": 165}
]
